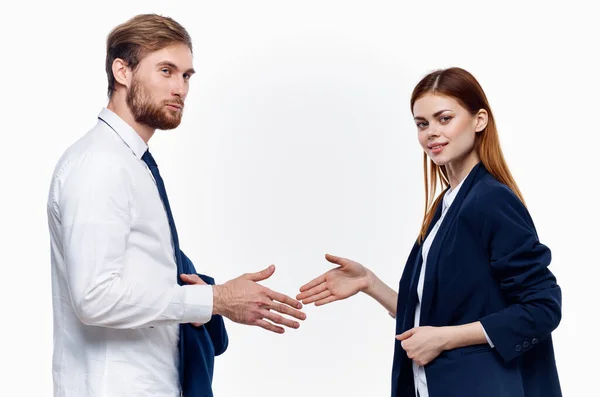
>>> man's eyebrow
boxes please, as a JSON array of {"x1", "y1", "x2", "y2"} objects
[{"x1": 157, "y1": 61, "x2": 195, "y2": 75}]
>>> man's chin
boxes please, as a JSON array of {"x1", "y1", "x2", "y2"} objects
[
  {"x1": 153, "y1": 113, "x2": 183, "y2": 130},
  {"x1": 156, "y1": 122, "x2": 181, "y2": 130}
]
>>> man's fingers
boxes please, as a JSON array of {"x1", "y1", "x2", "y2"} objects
[
  {"x1": 296, "y1": 282, "x2": 327, "y2": 301},
  {"x1": 267, "y1": 301, "x2": 307, "y2": 321},
  {"x1": 262, "y1": 310, "x2": 300, "y2": 329},
  {"x1": 314, "y1": 295, "x2": 339, "y2": 306},
  {"x1": 244, "y1": 265, "x2": 276, "y2": 282},
  {"x1": 180, "y1": 274, "x2": 206, "y2": 285},
  {"x1": 303, "y1": 290, "x2": 331, "y2": 305},
  {"x1": 255, "y1": 319, "x2": 285, "y2": 334},
  {"x1": 268, "y1": 289, "x2": 303, "y2": 310},
  {"x1": 298, "y1": 274, "x2": 326, "y2": 293}
]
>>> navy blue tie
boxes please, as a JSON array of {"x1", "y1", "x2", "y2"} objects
[
  {"x1": 141, "y1": 150, "x2": 184, "y2": 282},
  {"x1": 141, "y1": 150, "x2": 191, "y2": 394}
]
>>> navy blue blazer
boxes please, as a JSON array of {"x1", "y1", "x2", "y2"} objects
[
  {"x1": 391, "y1": 163, "x2": 562, "y2": 397},
  {"x1": 180, "y1": 251, "x2": 228, "y2": 397}
]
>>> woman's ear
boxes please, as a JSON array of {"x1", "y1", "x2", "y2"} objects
[{"x1": 475, "y1": 109, "x2": 489, "y2": 133}]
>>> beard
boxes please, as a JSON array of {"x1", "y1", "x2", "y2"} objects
[{"x1": 126, "y1": 77, "x2": 184, "y2": 130}]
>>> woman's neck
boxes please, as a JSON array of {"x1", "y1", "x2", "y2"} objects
[{"x1": 445, "y1": 151, "x2": 480, "y2": 190}]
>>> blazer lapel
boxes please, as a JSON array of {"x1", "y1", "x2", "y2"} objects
[
  {"x1": 399, "y1": 203, "x2": 443, "y2": 333},
  {"x1": 418, "y1": 163, "x2": 488, "y2": 326}
]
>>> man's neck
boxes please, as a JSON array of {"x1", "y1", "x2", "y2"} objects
[{"x1": 107, "y1": 98, "x2": 155, "y2": 144}]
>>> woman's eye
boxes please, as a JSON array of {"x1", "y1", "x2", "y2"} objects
[
  {"x1": 417, "y1": 122, "x2": 428, "y2": 129},
  {"x1": 440, "y1": 116, "x2": 452, "y2": 123}
]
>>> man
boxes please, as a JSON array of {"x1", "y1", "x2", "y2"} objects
[{"x1": 47, "y1": 14, "x2": 305, "y2": 397}]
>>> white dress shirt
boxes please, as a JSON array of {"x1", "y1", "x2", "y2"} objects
[
  {"x1": 412, "y1": 177, "x2": 494, "y2": 397},
  {"x1": 47, "y1": 108, "x2": 213, "y2": 397}
]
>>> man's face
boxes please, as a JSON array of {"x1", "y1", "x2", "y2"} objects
[{"x1": 126, "y1": 44, "x2": 195, "y2": 130}]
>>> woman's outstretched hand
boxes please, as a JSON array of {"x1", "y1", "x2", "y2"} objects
[{"x1": 296, "y1": 253, "x2": 371, "y2": 306}]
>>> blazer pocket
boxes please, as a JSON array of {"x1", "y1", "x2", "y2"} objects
[
  {"x1": 427, "y1": 344, "x2": 523, "y2": 397},
  {"x1": 461, "y1": 344, "x2": 494, "y2": 356}
]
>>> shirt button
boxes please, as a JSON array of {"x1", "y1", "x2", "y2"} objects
[
  {"x1": 522, "y1": 341, "x2": 530, "y2": 348},
  {"x1": 515, "y1": 344, "x2": 522, "y2": 352},
  {"x1": 532, "y1": 338, "x2": 539, "y2": 345}
]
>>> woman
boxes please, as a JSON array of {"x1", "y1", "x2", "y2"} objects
[{"x1": 297, "y1": 67, "x2": 562, "y2": 397}]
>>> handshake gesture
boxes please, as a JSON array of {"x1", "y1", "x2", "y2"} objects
[
  {"x1": 182, "y1": 251, "x2": 487, "y2": 368},
  {"x1": 181, "y1": 254, "x2": 372, "y2": 334}
]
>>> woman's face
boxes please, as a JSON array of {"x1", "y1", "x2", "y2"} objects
[{"x1": 413, "y1": 94, "x2": 487, "y2": 167}]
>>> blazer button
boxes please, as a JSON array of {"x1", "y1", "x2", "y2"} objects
[
  {"x1": 532, "y1": 338, "x2": 539, "y2": 345},
  {"x1": 522, "y1": 341, "x2": 530, "y2": 348},
  {"x1": 515, "y1": 344, "x2": 522, "y2": 352}
]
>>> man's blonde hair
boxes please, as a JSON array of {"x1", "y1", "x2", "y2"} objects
[{"x1": 105, "y1": 14, "x2": 192, "y2": 97}]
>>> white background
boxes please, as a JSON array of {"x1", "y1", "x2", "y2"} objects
[{"x1": 0, "y1": 1, "x2": 597, "y2": 396}]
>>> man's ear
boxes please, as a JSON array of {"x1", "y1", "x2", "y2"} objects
[{"x1": 112, "y1": 58, "x2": 132, "y2": 89}]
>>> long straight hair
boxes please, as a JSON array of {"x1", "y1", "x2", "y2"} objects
[{"x1": 411, "y1": 68, "x2": 525, "y2": 243}]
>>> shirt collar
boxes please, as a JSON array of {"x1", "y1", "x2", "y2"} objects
[
  {"x1": 98, "y1": 107, "x2": 148, "y2": 159},
  {"x1": 442, "y1": 175, "x2": 467, "y2": 212}
]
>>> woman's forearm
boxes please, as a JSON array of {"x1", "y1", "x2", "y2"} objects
[
  {"x1": 442, "y1": 321, "x2": 488, "y2": 350},
  {"x1": 362, "y1": 269, "x2": 398, "y2": 317}
]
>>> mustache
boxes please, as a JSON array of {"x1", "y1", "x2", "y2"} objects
[{"x1": 163, "y1": 98, "x2": 184, "y2": 108}]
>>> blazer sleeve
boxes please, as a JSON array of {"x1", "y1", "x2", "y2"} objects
[
  {"x1": 474, "y1": 185, "x2": 561, "y2": 363},
  {"x1": 180, "y1": 250, "x2": 229, "y2": 356}
]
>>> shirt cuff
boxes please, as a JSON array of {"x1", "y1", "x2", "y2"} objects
[
  {"x1": 481, "y1": 323, "x2": 495, "y2": 348},
  {"x1": 180, "y1": 284, "x2": 213, "y2": 325}
]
